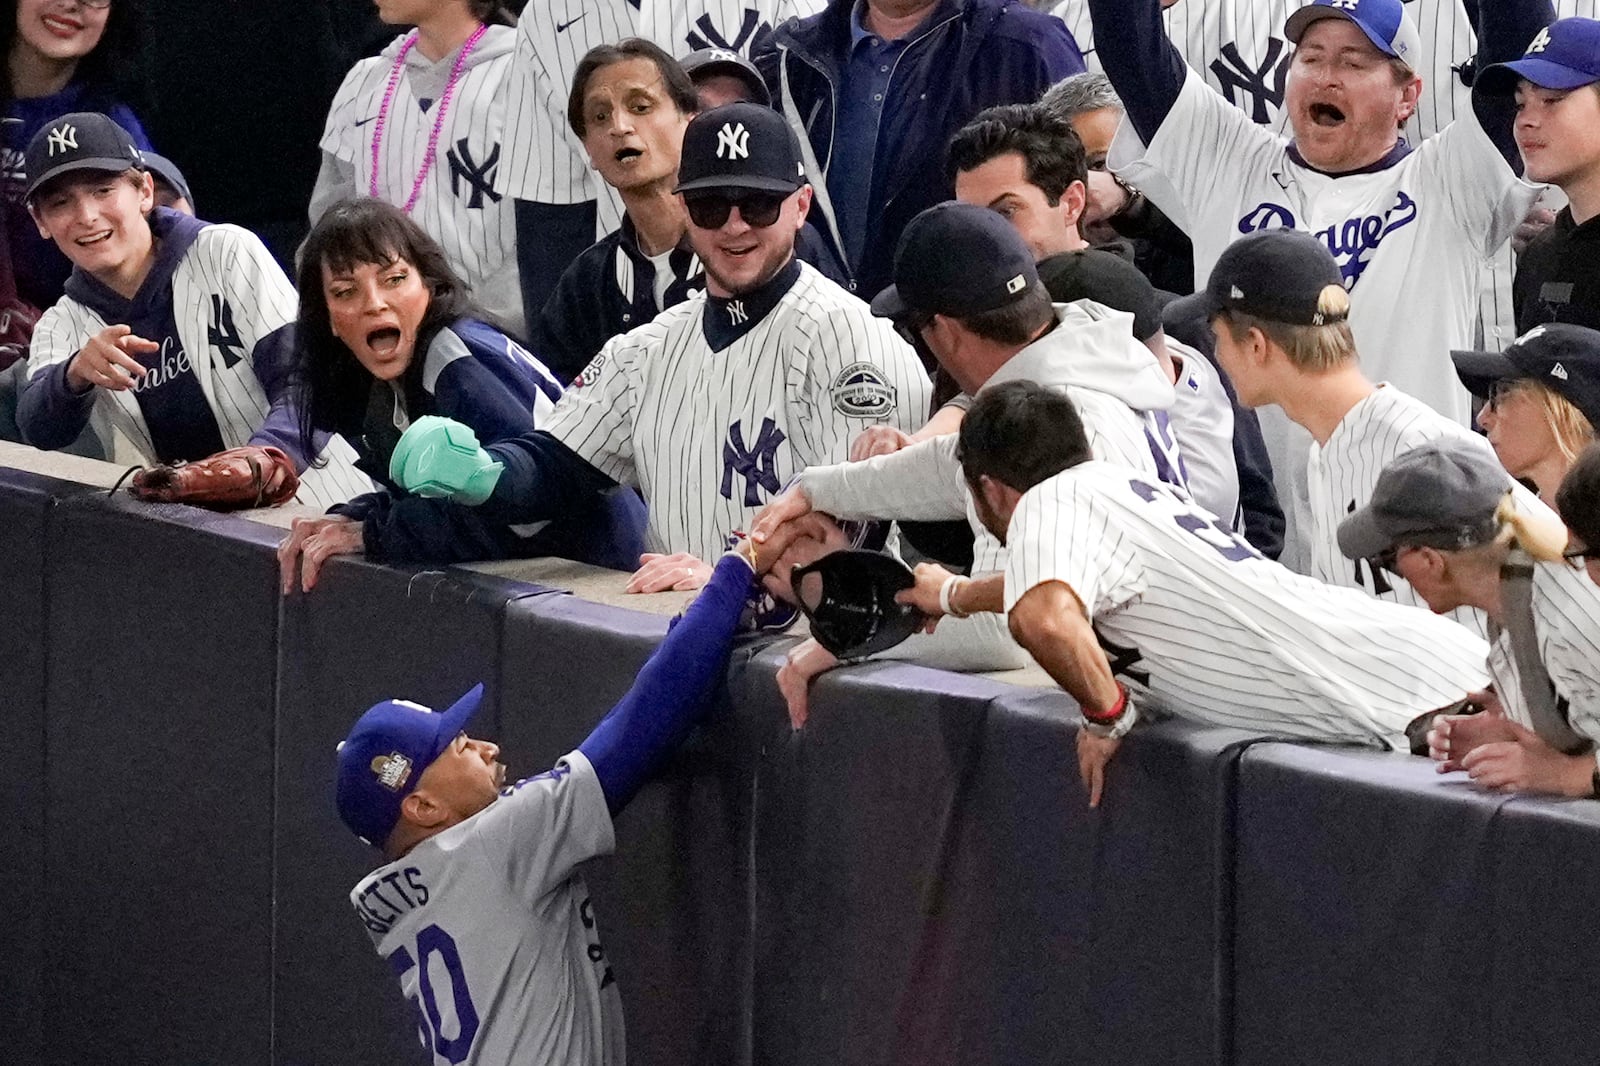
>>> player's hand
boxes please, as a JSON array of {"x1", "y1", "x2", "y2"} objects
[
  {"x1": 1511, "y1": 205, "x2": 1557, "y2": 256},
  {"x1": 849, "y1": 425, "x2": 913, "y2": 462},
  {"x1": 760, "y1": 514, "x2": 852, "y2": 603},
  {"x1": 895, "y1": 562, "x2": 957, "y2": 621},
  {"x1": 626, "y1": 552, "x2": 713, "y2": 593},
  {"x1": 1428, "y1": 706, "x2": 1516, "y2": 773},
  {"x1": 1076, "y1": 729, "x2": 1122, "y2": 809},
  {"x1": 776, "y1": 637, "x2": 841, "y2": 730},
  {"x1": 278, "y1": 515, "x2": 364, "y2": 594},
  {"x1": 67, "y1": 325, "x2": 156, "y2": 393},
  {"x1": 1459, "y1": 720, "x2": 1597, "y2": 796},
  {"x1": 1081, "y1": 169, "x2": 1130, "y2": 225},
  {"x1": 750, "y1": 484, "x2": 814, "y2": 547}
]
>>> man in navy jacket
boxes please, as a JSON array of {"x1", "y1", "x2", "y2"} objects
[{"x1": 755, "y1": 0, "x2": 1084, "y2": 301}]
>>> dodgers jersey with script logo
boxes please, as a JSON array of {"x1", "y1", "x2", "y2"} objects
[
  {"x1": 1486, "y1": 559, "x2": 1600, "y2": 751},
  {"x1": 352, "y1": 751, "x2": 624, "y2": 1066},
  {"x1": 1109, "y1": 71, "x2": 1539, "y2": 426},
  {"x1": 1003, "y1": 461, "x2": 1490, "y2": 744},
  {"x1": 501, "y1": 0, "x2": 826, "y2": 238},
  {"x1": 545, "y1": 260, "x2": 930, "y2": 561},
  {"x1": 322, "y1": 26, "x2": 526, "y2": 338}
]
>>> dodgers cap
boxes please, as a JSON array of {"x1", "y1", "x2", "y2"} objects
[
  {"x1": 1285, "y1": 0, "x2": 1422, "y2": 66},
  {"x1": 675, "y1": 102, "x2": 805, "y2": 194},
  {"x1": 679, "y1": 47, "x2": 771, "y2": 106},
  {"x1": 1166, "y1": 229, "x2": 1350, "y2": 327},
  {"x1": 335, "y1": 683, "x2": 486, "y2": 848},
  {"x1": 1452, "y1": 323, "x2": 1600, "y2": 431},
  {"x1": 789, "y1": 549, "x2": 926, "y2": 659},
  {"x1": 1478, "y1": 18, "x2": 1600, "y2": 94},
  {"x1": 24, "y1": 111, "x2": 146, "y2": 202},
  {"x1": 871, "y1": 201, "x2": 1040, "y2": 321},
  {"x1": 1337, "y1": 441, "x2": 1509, "y2": 561}
]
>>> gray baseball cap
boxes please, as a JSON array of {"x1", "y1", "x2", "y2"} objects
[{"x1": 1337, "y1": 441, "x2": 1509, "y2": 562}]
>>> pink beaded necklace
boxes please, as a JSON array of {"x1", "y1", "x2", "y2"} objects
[{"x1": 368, "y1": 24, "x2": 489, "y2": 213}]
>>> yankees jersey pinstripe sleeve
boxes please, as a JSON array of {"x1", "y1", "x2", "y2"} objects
[
  {"x1": 543, "y1": 261, "x2": 930, "y2": 560},
  {"x1": 1487, "y1": 559, "x2": 1600, "y2": 756},
  {"x1": 354, "y1": 750, "x2": 624, "y2": 1066},
  {"x1": 1004, "y1": 461, "x2": 1490, "y2": 745},
  {"x1": 321, "y1": 27, "x2": 526, "y2": 338}
]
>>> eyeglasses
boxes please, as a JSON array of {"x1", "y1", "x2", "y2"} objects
[
  {"x1": 1372, "y1": 546, "x2": 1401, "y2": 576},
  {"x1": 892, "y1": 310, "x2": 933, "y2": 347},
  {"x1": 1487, "y1": 378, "x2": 1530, "y2": 412},
  {"x1": 684, "y1": 190, "x2": 788, "y2": 230}
]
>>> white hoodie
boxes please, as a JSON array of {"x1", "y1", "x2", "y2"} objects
[{"x1": 798, "y1": 300, "x2": 1180, "y2": 671}]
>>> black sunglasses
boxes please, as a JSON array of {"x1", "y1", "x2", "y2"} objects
[{"x1": 684, "y1": 190, "x2": 788, "y2": 230}]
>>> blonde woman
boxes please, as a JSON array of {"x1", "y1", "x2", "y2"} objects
[
  {"x1": 1339, "y1": 439, "x2": 1600, "y2": 798},
  {"x1": 1453, "y1": 323, "x2": 1600, "y2": 504}
]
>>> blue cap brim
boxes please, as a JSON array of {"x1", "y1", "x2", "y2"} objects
[
  {"x1": 429, "y1": 682, "x2": 486, "y2": 763},
  {"x1": 1478, "y1": 56, "x2": 1600, "y2": 94}
]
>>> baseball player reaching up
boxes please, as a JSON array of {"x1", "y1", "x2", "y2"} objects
[
  {"x1": 896, "y1": 380, "x2": 1490, "y2": 807},
  {"x1": 379, "y1": 103, "x2": 930, "y2": 593},
  {"x1": 335, "y1": 521, "x2": 826, "y2": 1066}
]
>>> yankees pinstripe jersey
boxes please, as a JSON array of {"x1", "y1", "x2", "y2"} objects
[
  {"x1": 321, "y1": 27, "x2": 525, "y2": 338},
  {"x1": 23, "y1": 214, "x2": 373, "y2": 510},
  {"x1": 353, "y1": 750, "x2": 624, "y2": 1066},
  {"x1": 501, "y1": 0, "x2": 825, "y2": 238},
  {"x1": 544, "y1": 259, "x2": 931, "y2": 560},
  {"x1": 1486, "y1": 559, "x2": 1600, "y2": 756},
  {"x1": 1004, "y1": 460, "x2": 1491, "y2": 745}
]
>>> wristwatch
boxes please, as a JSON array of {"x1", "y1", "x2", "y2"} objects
[{"x1": 1081, "y1": 682, "x2": 1136, "y2": 740}]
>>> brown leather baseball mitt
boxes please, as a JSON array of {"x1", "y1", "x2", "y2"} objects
[{"x1": 129, "y1": 445, "x2": 300, "y2": 510}]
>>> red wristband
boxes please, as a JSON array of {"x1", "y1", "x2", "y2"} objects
[{"x1": 1082, "y1": 682, "x2": 1128, "y2": 725}]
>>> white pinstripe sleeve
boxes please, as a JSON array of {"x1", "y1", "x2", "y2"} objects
[
  {"x1": 541, "y1": 336, "x2": 642, "y2": 485},
  {"x1": 789, "y1": 304, "x2": 931, "y2": 468},
  {"x1": 1003, "y1": 474, "x2": 1147, "y2": 616},
  {"x1": 320, "y1": 58, "x2": 379, "y2": 165},
  {"x1": 25, "y1": 303, "x2": 83, "y2": 381}
]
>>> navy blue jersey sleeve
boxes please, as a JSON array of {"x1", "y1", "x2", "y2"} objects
[
  {"x1": 1087, "y1": 0, "x2": 1189, "y2": 144},
  {"x1": 1470, "y1": 0, "x2": 1556, "y2": 170},
  {"x1": 432, "y1": 355, "x2": 540, "y2": 445},
  {"x1": 517, "y1": 200, "x2": 599, "y2": 347},
  {"x1": 16, "y1": 358, "x2": 96, "y2": 451},
  {"x1": 579, "y1": 553, "x2": 756, "y2": 813},
  {"x1": 248, "y1": 322, "x2": 325, "y2": 469}
]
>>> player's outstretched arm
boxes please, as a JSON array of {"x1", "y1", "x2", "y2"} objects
[{"x1": 1085, "y1": 0, "x2": 1188, "y2": 144}]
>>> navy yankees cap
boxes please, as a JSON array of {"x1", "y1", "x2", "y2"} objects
[
  {"x1": 1478, "y1": 18, "x2": 1600, "y2": 94},
  {"x1": 1038, "y1": 248, "x2": 1164, "y2": 342},
  {"x1": 1452, "y1": 323, "x2": 1600, "y2": 431},
  {"x1": 1286, "y1": 0, "x2": 1421, "y2": 66},
  {"x1": 1166, "y1": 229, "x2": 1350, "y2": 327},
  {"x1": 872, "y1": 201, "x2": 1039, "y2": 321},
  {"x1": 336, "y1": 683, "x2": 486, "y2": 848},
  {"x1": 790, "y1": 550, "x2": 926, "y2": 660},
  {"x1": 675, "y1": 102, "x2": 805, "y2": 194},
  {"x1": 142, "y1": 152, "x2": 194, "y2": 209},
  {"x1": 680, "y1": 47, "x2": 771, "y2": 106},
  {"x1": 1337, "y1": 441, "x2": 1509, "y2": 561},
  {"x1": 24, "y1": 111, "x2": 146, "y2": 202}
]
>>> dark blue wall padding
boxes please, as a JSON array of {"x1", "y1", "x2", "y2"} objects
[
  {"x1": 499, "y1": 593, "x2": 763, "y2": 1066},
  {"x1": 41, "y1": 496, "x2": 283, "y2": 1066},
  {"x1": 1232, "y1": 745, "x2": 1509, "y2": 1066},
  {"x1": 272, "y1": 560, "x2": 537, "y2": 1066},
  {"x1": 0, "y1": 469, "x2": 98, "y2": 1066},
  {"x1": 1486, "y1": 797, "x2": 1600, "y2": 1064},
  {"x1": 891, "y1": 691, "x2": 1269, "y2": 1066}
]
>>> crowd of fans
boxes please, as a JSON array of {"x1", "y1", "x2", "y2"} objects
[{"x1": 4, "y1": 0, "x2": 1600, "y2": 807}]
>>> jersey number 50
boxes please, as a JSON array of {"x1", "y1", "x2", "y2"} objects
[{"x1": 388, "y1": 924, "x2": 481, "y2": 1064}]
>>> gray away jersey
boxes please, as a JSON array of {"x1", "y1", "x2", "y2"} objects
[
  {"x1": 1004, "y1": 461, "x2": 1490, "y2": 745},
  {"x1": 1488, "y1": 560, "x2": 1600, "y2": 762},
  {"x1": 351, "y1": 751, "x2": 623, "y2": 1066}
]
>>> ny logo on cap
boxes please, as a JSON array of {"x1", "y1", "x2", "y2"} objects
[
  {"x1": 727, "y1": 299, "x2": 748, "y2": 325},
  {"x1": 1527, "y1": 27, "x2": 1552, "y2": 53},
  {"x1": 371, "y1": 752, "x2": 413, "y2": 792},
  {"x1": 47, "y1": 122, "x2": 77, "y2": 156},
  {"x1": 717, "y1": 122, "x2": 750, "y2": 161},
  {"x1": 1551, "y1": 362, "x2": 1569, "y2": 381},
  {"x1": 707, "y1": 47, "x2": 741, "y2": 63}
]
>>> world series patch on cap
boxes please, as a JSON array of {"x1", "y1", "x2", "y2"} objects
[{"x1": 788, "y1": 549, "x2": 926, "y2": 660}]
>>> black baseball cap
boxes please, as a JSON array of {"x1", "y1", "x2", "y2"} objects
[
  {"x1": 679, "y1": 47, "x2": 771, "y2": 106},
  {"x1": 1452, "y1": 323, "x2": 1600, "y2": 430},
  {"x1": 789, "y1": 549, "x2": 926, "y2": 660},
  {"x1": 24, "y1": 111, "x2": 146, "y2": 202},
  {"x1": 674, "y1": 102, "x2": 805, "y2": 194},
  {"x1": 871, "y1": 201, "x2": 1039, "y2": 321},
  {"x1": 1037, "y1": 248, "x2": 1163, "y2": 342},
  {"x1": 142, "y1": 152, "x2": 194, "y2": 209},
  {"x1": 1166, "y1": 229, "x2": 1350, "y2": 327},
  {"x1": 1337, "y1": 441, "x2": 1508, "y2": 561}
]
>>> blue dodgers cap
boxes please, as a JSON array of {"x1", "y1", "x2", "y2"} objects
[
  {"x1": 1478, "y1": 18, "x2": 1600, "y2": 94},
  {"x1": 335, "y1": 683, "x2": 486, "y2": 847},
  {"x1": 1286, "y1": 0, "x2": 1421, "y2": 66},
  {"x1": 871, "y1": 201, "x2": 1039, "y2": 321}
]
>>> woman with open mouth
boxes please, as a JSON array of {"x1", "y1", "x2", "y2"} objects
[{"x1": 279, "y1": 197, "x2": 646, "y2": 594}]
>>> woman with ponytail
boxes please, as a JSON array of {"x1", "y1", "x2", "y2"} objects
[{"x1": 1339, "y1": 439, "x2": 1600, "y2": 797}]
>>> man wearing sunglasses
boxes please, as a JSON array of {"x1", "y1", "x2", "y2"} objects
[{"x1": 379, "y1": 102, "x2": 931, "y2": 593}]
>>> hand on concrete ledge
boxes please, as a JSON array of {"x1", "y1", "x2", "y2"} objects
[{"x1": 278, "y1": 514, "x2": 364, "y2": 594}]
